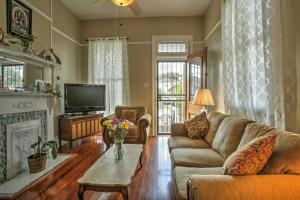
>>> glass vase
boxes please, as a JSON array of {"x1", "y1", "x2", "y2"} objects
[{"x1": 114, "y1": 137, "x2": 124, "y2": 160}]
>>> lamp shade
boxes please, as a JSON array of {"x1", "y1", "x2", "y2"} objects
[
  {"x1": 192, "y1": 89, "x2": 215, "y2": 106},
  {"x1": 111, "y1": 0, "x2": 134, "y2": 6}
]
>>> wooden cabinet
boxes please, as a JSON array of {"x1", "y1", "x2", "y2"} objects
[{"x1": 58, "y1": 114, "x2": 102, "y2": 148}]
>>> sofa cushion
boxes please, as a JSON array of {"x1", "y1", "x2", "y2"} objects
[
  {"x1": 212, "y1": 117, "x2": 253, "y2": 158},
  {"x1": 204, "y1": 112, "x2": 228, "y2": 146},
  {"x1": 185, "y1": 112, "x2": 209, "y2": 139},
  {"x1": 168, "y1": 136, "x2": 210, "y2": 152},
  {"x1": 223, "y1": 134, "x2": 277, "y2": 175},
  {"x1": 238, "y1": 123, "x2": 275, "y2": 149},
  {"x1": 173, "y1": 167, "x2": 223, "y2": 200},
  {"x1": 261, "y1": 131, "x2": 300, "y2": 175},
  {"x1": 171, "y1": 148, "x2": 224, "y2": 168}
]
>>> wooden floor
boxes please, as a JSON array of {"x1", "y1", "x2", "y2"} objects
[{"x1": 35, "y1": 134, "x2": 174, "y2": 200}]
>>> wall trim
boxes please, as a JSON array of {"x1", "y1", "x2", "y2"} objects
[
  {"x1": 20, "y1": 0, "x2": 221, "y2": 47},
  {"x1": 20, "y1": 0, "x2": 53, "y2": 22},
  {"x1": 203, "y1": 20, "x2": 221, "y2": 42},
  {"x1": 52, "y1": 27, "x2": 83, "y2": 46}
]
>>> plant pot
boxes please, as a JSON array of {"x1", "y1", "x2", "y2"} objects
[{"x1": 27, "y1": 153, "x2": 47, "y2": 173}]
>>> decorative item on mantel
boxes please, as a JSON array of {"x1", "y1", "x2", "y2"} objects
[
  {"x1": 34, "y1": 80, "x2": 62, "y2": 98},
  {"x1": 44, "y1": 83, "x2": 62, "y2": 98},
  {"x1": 20, "y1": 35, "x2": 35, "y2": 54},
  {"x1": 103, "y1": 118, "x2": 133, "y2": 159},
  {"x1": 39, "y1": 49, "x2": 61, "y2": 64},
  {"x1": 27, "y1": 136, "x2": 58, "y2": 173}
]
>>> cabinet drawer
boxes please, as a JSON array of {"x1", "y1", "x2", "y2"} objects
[
  {"x1": 72, "y1": 124, "x2": 77, "y2": 139},
  {"x1": 77, "y1": 123, "x2": 82, "y2": 138},
  {"x1": 82, "y1": 122, "x2": 87, "y2": 137}
]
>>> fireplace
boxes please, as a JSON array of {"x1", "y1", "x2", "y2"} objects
[
  {"x1": 6, "y1": 120, "x2": 40, "y2": 179},
  {"x1": 0, "y1": 111, "x2": 47, "y2": 183}
]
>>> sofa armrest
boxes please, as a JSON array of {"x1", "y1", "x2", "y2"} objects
[
  {"x1": 171, "y1": 123, "x2": 188, "y2": 137},
  {"x1": 137, "y1": 113, "x2": 152, "y2": 144},
  {"x1": 187, "y1": 175, "x2": 300, "y2": 200}
]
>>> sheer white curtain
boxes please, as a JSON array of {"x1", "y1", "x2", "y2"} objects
[
  {"x1": 223, "y1": 0, "x2": 285, "y2": 129},
  {"x1": 88, "y1": 38, "x2": 130, "y2": 115}
]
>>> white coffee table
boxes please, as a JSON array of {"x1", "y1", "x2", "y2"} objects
[{"x1": 77, "y1": 144, "x2": 143, "y2": 200}]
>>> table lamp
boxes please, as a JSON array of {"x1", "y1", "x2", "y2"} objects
[{"x1": 192, "y1": 89, "x2": 214, "y2": 114}]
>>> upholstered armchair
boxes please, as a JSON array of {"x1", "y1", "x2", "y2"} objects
[{"x1": 100, "y1": 106, "x2": 151, "y2": 148}]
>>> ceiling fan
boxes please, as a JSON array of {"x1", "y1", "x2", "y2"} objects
[{"x1": 92, "y1": 0, "x2": 143, "y2": 16}]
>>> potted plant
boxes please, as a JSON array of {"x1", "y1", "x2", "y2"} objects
[{"x1": 27, "y1": 136, "x2": 58, "y2": 173}]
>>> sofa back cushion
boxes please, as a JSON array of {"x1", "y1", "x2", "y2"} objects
[
  {"x1": 238, "y1": 123, "x2": 275, "y2": 149},
  {"x1": 261, "y1": 131, "x2": 300, "y2": 174},
  {"x1": 204, "y1": 112, "x2": 228, "y2": 146},
  {"x1": 115, "y1": 106, "x2": 145, "y2": 120},
  {"x1": 212, "y1": 117, "x2": 253, "y2": 158}
]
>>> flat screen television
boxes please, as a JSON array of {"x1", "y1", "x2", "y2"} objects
[{"x1": 64, "y1": 84, "x2": 105, "y2": 114}]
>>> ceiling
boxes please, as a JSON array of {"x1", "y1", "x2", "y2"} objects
[{"x1": 60, "y1": 0, "x2": 212, "y2": 20}]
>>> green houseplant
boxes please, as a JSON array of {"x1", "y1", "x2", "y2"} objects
[{"x1": 27, "y1": 136, "x2": 58, "y2": 173}]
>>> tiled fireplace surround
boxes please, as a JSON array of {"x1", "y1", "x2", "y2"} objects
[{"x1": 0, "y1": 94, "x2": 56, "y2": 183}]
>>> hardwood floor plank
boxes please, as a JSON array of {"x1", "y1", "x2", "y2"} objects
[{"x1": 16, "y1": 134, "x2": 174, "y2": 200}]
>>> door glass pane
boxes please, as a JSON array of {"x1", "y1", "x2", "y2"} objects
[
  {"x1": 189, "y1": 63, "x2": 202, "y2": 100},
  {"x1": 157, "y1": 61, "x2": 186, "y2": 134}
]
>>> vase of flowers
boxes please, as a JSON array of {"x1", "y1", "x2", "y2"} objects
[{"x1": 103, "y1": 118, "x2": 132, "y2": 160}]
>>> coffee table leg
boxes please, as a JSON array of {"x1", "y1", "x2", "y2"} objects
[
  {"x1": 121, "y1": 187, "x2": 129, "y2": 200},
  {"x1": 139, "y1": 154, "x2": 143, "y2": 168},
  {"x1": 78, "y1": 185, "x2": 84, "y2": 200}
]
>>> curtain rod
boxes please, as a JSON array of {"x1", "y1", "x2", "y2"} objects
[{"x1": 86, "y1": 37, "x2": 128, "y2": 42}]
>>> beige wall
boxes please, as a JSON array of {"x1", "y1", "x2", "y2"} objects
[
  {"x1": 203, "y1": 0, "x2": 224, "y2": 113},
  {"x1": 81, "y1": 17, "x2": 204, "y2": 113},
  {"x1": 0, "y1": 0, "x2": 82, "y2": 136}
]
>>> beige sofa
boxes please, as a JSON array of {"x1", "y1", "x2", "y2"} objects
[{"x1": 168, "y1": 112, "x2": 300, "y2": 200}]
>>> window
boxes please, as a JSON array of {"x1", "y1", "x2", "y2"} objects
[
  {"x1": 0, "y1": 65, "x2": 24, "y2": 88},
  {"x1": 158, "y1": 42, "x2": 187, "y2": 53}
]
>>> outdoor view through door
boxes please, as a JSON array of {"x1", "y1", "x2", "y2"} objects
[{"x1": 157, "y1": 61, "x2": 187, "y2": 133}]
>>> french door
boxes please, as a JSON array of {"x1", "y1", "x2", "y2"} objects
[{"x1": 157, "y1": 61, "x2": 187, "y2": 134}]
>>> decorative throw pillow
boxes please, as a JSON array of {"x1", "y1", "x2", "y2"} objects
[
  {"x1": 185, "y1": 112, "x2": 209, "y2": 139},
  {"x1": 223, "y1": 134, "x2": 277, "y2": 175},
  {"x1": 121, "y1": 110, "x2": 137, "y2": 124}
]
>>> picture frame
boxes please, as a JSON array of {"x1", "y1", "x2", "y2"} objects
[{"x1": 7, "y1": 0, "x2": 32, "y2": 39}]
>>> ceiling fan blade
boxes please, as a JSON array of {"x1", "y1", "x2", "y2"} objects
[
  {"x1": 129, "y1": 1, "x2": 143, "y2": 16},
  {"x1": 92, "y1": 0, "x2": 106, "y2": 5}
]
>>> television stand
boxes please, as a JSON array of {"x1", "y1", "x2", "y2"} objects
[{"x1": 58, "y1": 114, "x2": 103, "y2": 149}]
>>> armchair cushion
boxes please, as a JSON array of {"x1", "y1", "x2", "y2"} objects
[
  {"x1": 121, "y1": 109, "x2": 137, "y2": 124},
  {"x1": 126, "y1": 125, "x2": 139, "y2": 139},
  {"x1": 115, "y1": 106, "x2": 145, "y2": 120},
  {"x1": 174, "y1": 167, "x2": 223, "y2": 200}
]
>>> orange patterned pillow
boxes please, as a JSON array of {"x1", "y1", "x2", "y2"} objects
[
  {"x1": 223, "y1": 134, "x2": 277, "y2": 175},
  {"x1": 185, "y1": 112, "x2": 209, "y2": 139}
]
